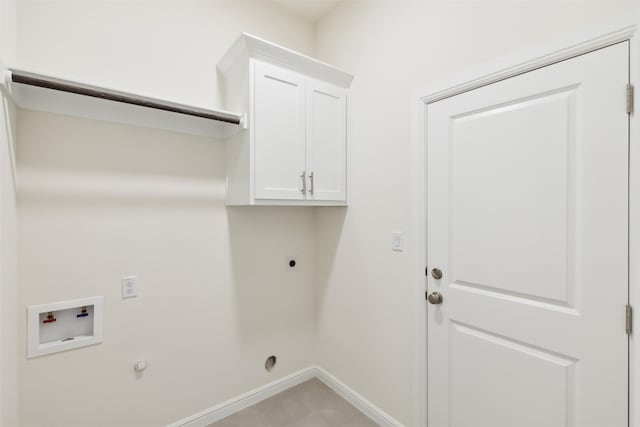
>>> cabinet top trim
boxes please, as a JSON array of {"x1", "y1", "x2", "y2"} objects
[{"x1": 217, "y1": 33, "x2": 354, "y2": 89}]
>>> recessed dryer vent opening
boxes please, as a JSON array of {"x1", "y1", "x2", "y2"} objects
[{"x1": 265, "y1": 355, "x2": 277, "y2": 372}]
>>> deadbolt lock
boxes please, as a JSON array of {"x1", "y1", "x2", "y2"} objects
[
  {"x1": 431, "y1": 268, "x2": 443, "y2": 280},
  {"x1": 427, "y1": 291, "x2": 443, "y2": 305}
]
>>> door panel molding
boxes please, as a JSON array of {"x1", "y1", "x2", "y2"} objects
[
  {"x1": 410, "y1": 25, "x2": 639, "y2": 427},
  {"x1": 449, "y1": 321, "x2": 577, "y2": 427},
  {"x1": 449, "y1": 281, "x2": 580, "y2": 314}
]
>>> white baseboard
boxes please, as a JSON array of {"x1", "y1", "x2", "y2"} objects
[
  {"x1": 315, "y1": 367, "x2": 404, "y2": 427},
  {"x1": 168, "y1": 366, "x2": 316, "y2": 427},
  {"x1": 168, "y1": 365, "x2": 404, "y2": 427}
]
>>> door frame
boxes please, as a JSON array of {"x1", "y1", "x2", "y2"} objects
[{"x1": 410, "y1": 25, "x2": 639, "y2": 427}]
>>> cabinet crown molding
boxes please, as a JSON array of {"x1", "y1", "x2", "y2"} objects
[{"x1": 217, "y1": 33, "x2": 354, "y2": 89}]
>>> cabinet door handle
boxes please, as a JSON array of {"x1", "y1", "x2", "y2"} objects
[
  {"x1": 309, "y1": 172, "x2": 314, "y2": 195},
  {"x1": 300, "y1": 171, "x2": 307, "y2": 194}
]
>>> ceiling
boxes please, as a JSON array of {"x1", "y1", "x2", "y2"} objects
[{"x1": 272, "y1": 0, "x2": 344, "y2": 22}]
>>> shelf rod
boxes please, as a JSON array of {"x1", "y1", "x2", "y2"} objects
[{"x1": 8, "y1": 69, "x2": 243, "y2": 125}]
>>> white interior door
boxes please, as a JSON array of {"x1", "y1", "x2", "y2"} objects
[
  {"x1": 306, "y1": 79, "x2": 347, "y2": 202},
  {"x1": 253, "y1": 61, "x2": 306, "y2": 200},
  {"x1": 426, "y1": 42, "x2": 629, "y2": 427}
]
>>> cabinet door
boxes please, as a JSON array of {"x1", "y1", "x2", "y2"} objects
[
  {"x1": 253, "y1": 61, "x2": 306, "y2": 200},
  {"x1": 306, "y1": 79, "x2": 347, "y2": 202}
]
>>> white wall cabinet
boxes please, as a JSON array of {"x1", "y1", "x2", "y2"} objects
[
  {"x1": 306, "y1": 79, "x2": 347, "y2": 202},
  {"x1": 218, "y1": 33, "x2": 353, "y2": 206},
  {"x1": 253, "y1": 61, "x2": 307, "y2": 201}
]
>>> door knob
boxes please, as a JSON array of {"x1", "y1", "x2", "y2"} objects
[
  {"x1": 431, "y1": 268, "x2": 443, "y2": 280},
  {"x1": 427, "y1": 291, "x2": 443, "y2": 305}
]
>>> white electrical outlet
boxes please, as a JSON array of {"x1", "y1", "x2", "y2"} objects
[{"x1": 121, "y1": 276, "x2": 138, "y2": 299}]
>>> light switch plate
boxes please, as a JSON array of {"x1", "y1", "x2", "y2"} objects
[
  {"x1": 122, "y1": 276, "x2": 138, "y2": 299},
  {"x1": 392, "y1": 231, "x2": 404, "y2": 252}
]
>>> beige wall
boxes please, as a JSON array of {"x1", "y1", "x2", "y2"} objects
[
  {"x1": 1, "y1": 0, "x2": 18, "y2": 425},
  {"x1": 314, "y1": 1, "x2": 637, "y2": 425},
  {"x1": 16, "y1": 2, "x2": 317, "y2": 426},
  {"x1": 16, "y1": 0, "x2": 314, "y2": 107},
  {"x1": 0, "y1": 0, "x2": 16, "y2": 66},
  {"x1": 1, "y1": 96, "x2": 18, "y2": 427}
]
